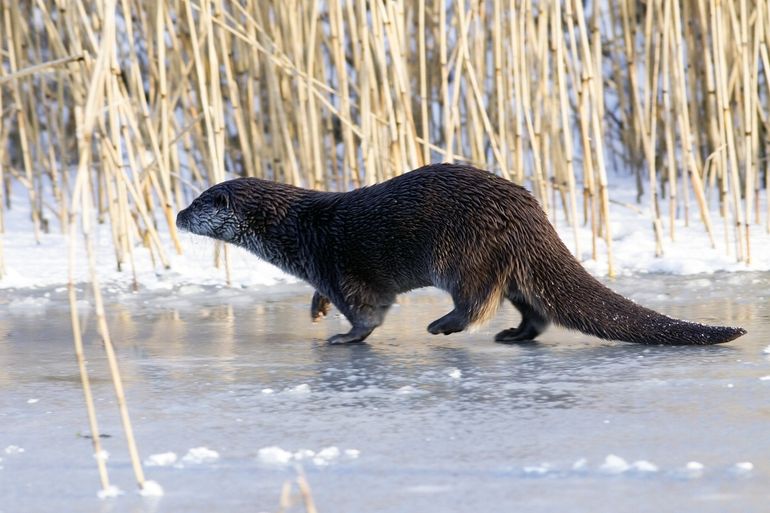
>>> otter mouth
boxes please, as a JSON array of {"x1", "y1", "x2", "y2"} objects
[{"x1": 176, "y1": 208, "x2": 209, "y2": 236}]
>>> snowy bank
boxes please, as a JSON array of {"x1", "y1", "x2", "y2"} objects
[{"x1": 1, "y1": 180, "x2": 768, "y2": 290}]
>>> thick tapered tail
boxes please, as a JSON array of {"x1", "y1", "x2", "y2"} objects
[{"x1": 522, "y1": 242, "x2": 746, "y2": 345}]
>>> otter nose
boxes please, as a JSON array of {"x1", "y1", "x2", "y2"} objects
[{"x1": 176, "y1": 209, "x2": 189, "y2": 231}]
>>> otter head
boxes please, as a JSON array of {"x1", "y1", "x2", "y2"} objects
[
  {"x1": 176, "y1": 178, "x2": 294, "y2": 249},
  {"x1": 176, "y1": 181, "x2": 245, "y2": 244}
]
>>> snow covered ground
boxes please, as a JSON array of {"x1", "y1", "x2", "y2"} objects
[{"x1": 0, "y1": 178, "x2": 768, "y2": 291}]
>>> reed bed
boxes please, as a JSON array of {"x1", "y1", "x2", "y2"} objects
[
  {"x1": 1, "y1": 0, "x2": 768, "y2": 279},
  {"x1": 1, "y1": 0, "x2": 769, "y2": 494}
]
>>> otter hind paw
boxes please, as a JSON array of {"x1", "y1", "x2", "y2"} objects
[
  {"x1": 327, "y1": 332, "x2": 367, "y2": 345},
  {"x1": 494, "y1": 326, "x2": 540, "y2": 344}
]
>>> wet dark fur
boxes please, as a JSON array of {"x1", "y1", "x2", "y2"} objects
[{"x1": 176, "y1": 164, "x2": 746, "y2": 345}]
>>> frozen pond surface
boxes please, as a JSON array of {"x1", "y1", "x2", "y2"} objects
[{"x1": 1, "y1": 272, "x2": 769, "y2": 512}]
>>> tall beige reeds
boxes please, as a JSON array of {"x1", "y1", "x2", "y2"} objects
[{"x1": 2, "y1": 1, "x2": 767, "y2": 271}]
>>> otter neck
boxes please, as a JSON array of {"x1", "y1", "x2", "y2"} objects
[{"x1": 239, "y1": 192, "x2": 314, "y2": 281}]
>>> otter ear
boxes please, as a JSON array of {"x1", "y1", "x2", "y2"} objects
[{"x1": 211, "y1": 188, "x2": 231, "y2": 210}]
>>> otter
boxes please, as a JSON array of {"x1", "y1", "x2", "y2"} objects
[{"x1": 176, "y1": 164, "x2": 746, "y2": 345}]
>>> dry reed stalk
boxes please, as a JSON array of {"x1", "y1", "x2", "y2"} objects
[
  {"x1": 565, "y1": 0, "x2": 596, "y2": 258},
  {"x1": 712, "y1": 0, "x2": 746, "y2": 262},
  {"x1": 574, "y1": 0, "x2": 614, "y2": 276},
  {"x1": 660, "y1": 0, "x2": 678, "y2": 242},
  {"x1": 552, "y1": 0, "x2": 580, "y2": 257},
  {"x1": 65, "y1": 0, "x2": 148, "y2": 492},
  {"x1": 669, "y1": 0, "x2": 716, "y2": 247},
  {"x1": 67, "y1": 210, "x2": 111, "y2": 492},
  {"x1": 0, "y1": 62, "x2": 5, "y2": 277},
  {"x1": 740, "y1": 0, "x2": 753, "y2": 264},
  {"x1": 3, "y1": 0, "x2": 42, "y2": 243}
]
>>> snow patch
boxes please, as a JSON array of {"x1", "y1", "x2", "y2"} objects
[
  {"x1": 257, "y1": 445, "x2": 359, "y2": 467},
  {"x1": 285, "y1": 384, "x2": 311, "y2": 394},
  {"x1": 312, "y1": 446, "x2": 340, "y2": 467},
  {"x1": 344, "y1": 449, "x2": 360, "y2": 459},
  {"x1": 599, "y1": 454, "x2": 630, "y2": 474},
  {"x1": 97, "y1": 485, "x2": 124, "y2": 499},
  {"x1": 445, "y1": 367, "x2": 462, "y2": 379},
  {"x1": 733, "y1": 462, "x2": 754, "y2": 474},
  {"x1": 4, "y1": 445, "x2": 24, "y2": 455},
  {"x1": 257, "y1": 446, "x2": 293, "y2": 465},
  {"x1": 681, "y1": 461, "x2": 705, "y2": 478},
  {"x1": 93, "y1": 450, "x2": 109, "y2": 462},
  {"x1": 139, "y1": 480, "x2": 164, "y2": 497},
  {"x1": 571, "y1": 458, "x2": 588, "y2": 470},
  {"x1": 144, "y1": 452, "x2": 177, "y2": 467},
  {"x1": 523, "y1": 465, "x2": 550, "y2": 476},
  {"x1": 631, "y1": 460, "x2": 658, "y2": 473},
  {"x1": 181, "y1": 447, "x2": 219, "y2": 464}
]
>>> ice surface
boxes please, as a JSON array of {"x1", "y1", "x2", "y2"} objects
[{"x1": 0, "y1": 278, "x2": 767, "y2": 512}]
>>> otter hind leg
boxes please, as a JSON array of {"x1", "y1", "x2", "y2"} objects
[
  {"x1": 311, "y1": 291, "x2": 331, "y2": 322},
  {"x1": 327, "y1": 295, "x2": 394, "y2": 345},
  {"x1": 495, "y1": 296, "x2": 550, "y2": 343}
]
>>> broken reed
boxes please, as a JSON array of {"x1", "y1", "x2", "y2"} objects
[{"x1": 1, "y1": 0, "x2": 770, "y2": 280}]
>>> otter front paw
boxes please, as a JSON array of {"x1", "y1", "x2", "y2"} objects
[{"x1": 311, "y1": 292, "x2": 331, "y2": 322}]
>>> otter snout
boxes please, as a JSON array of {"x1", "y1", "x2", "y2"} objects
[{"x1": 176, "y1": 208, "x2": 191, "y2": 232}]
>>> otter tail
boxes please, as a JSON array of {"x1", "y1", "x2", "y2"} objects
[{"x1": 521, "y1": 240, "x2": 746, "y2": 345}]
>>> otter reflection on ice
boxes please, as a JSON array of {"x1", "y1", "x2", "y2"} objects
[{"x1": 176, "y1": 164, "x2": 745, "y2": 346}]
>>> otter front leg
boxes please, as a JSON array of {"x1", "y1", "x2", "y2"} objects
[
  {"x1": 328, "y1": 298, "x2": 393, "y2": 345},
  {"x1": 310, "y1": 291, "x2": 331, "y2": 322},
  {"x1": 495, "y1": 298, "x2": 549, "y2": 343}
]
